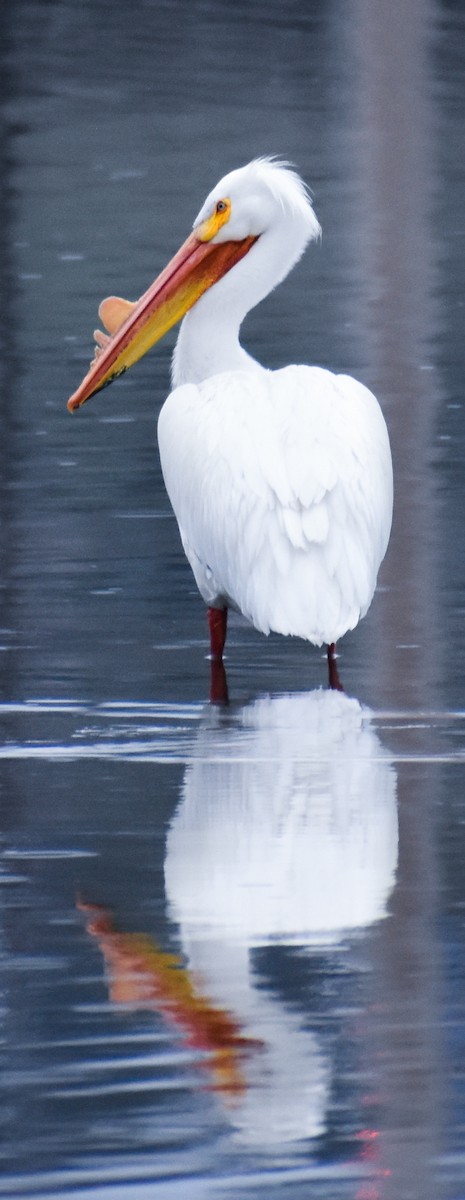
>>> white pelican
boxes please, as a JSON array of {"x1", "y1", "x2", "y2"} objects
[{"x1": 67, "y1": 158, "x2": 393, "y2": 688}]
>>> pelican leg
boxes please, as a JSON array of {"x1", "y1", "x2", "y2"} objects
[
  {"x1": 327, "y1": 643, "x2": 343, "y2": 691},
  {"x1": 209, "y1": 658, "x2": 229, "y2": 706},
  {"x1": 208, "y1": 606, "x2": 228, "y2": 660},
  {"x1": 208, "y1": 607, "x2": 229, "y2": 705}
]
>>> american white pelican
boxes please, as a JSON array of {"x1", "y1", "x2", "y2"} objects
[{"x1": 68, "y1": 158, "x2": 393, "y2": 688}]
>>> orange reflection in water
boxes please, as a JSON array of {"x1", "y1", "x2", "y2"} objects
[{"x1": 78, "y1": 899, "x2": 261, "y2": 1099}]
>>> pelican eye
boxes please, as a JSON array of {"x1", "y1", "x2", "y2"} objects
[{"x1": 197, "y1": 196, "x2": 231, "y2": 242}]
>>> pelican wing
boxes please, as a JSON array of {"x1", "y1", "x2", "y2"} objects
[{"x1": 158, "y1": 365, "x2": 392, "y2": 645}]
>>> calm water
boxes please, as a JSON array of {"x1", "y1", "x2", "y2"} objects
[{"x1": 1, "y1": 1, "x2": 465, "y2": 1196}]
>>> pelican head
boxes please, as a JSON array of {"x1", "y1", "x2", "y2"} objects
[
  {"x1": 67, "y1": 158, "x2": 321, "y2": 411},
  {"x1": 193, "y1": 157, "x2": 320, "y2": 246}
]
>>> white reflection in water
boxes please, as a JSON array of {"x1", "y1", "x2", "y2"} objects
[{"x1": 165, "y1": 689, "x2": 398, "y2": 1147}]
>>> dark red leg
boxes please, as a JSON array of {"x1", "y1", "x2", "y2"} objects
[
  {"x1": 209, "y1": 658, "x2": 229, "y2": 705},
  {"x1": 208, "y1": 607, "x2": 229, "y2": 705},
  {"x1": 208, "y1": 606, "x2": 228, "y2": 660},
  {"x1": 327, "y1": 643, "x2": 344, "y2": 691}
]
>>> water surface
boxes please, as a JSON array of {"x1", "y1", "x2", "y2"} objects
[{"x1": 1, "y1": 1, "x2": 465, "y2": 1197}]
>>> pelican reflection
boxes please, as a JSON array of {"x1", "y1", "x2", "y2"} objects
[
  {"x1": 80, "y1": 690, "x2": 398, "y2": 1147},
  {"x1": 165, "y1": 688, "x2": 398, "y2": 1145}
]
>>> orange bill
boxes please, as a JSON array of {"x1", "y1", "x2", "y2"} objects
[{"x1": 67, "y1": 230, "x2": 257, "y2": 412}]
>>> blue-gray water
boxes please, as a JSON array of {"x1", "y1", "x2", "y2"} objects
[{"x1": 1, "y1": 1, "x2": 464, "y2": 1197}]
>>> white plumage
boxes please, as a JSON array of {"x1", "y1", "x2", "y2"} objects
[{"x1": 158, "y1": 159, "x2": 392, "y2": 649}]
